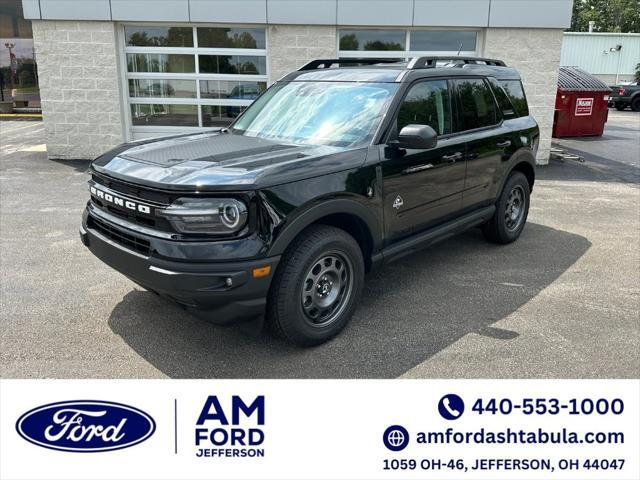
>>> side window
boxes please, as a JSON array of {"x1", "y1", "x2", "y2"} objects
[
  {"x1": 499, "y1": 80, "x2": 529, "y2": 117},
  {"x1": 396, "y1": 80, "x2": 452, "y2": 136},
  {"x1": 487, "y1": 77, "x2": 515, "y2": 119},
  {"x1": 454, "y1": 78, "x2": 498, "y2": 130}
]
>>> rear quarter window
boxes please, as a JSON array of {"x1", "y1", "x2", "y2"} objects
[{"x1": 499, "y1": 80, "x2": 529, "y2": 117}]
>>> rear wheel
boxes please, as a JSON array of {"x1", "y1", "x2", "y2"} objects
[
  {"x1": 614, "y1": 103, "x2": 626, "y2": 111},
  {"x1": 631, "y1": 97, "x2": 640, "y2": 112},
  {"x1": 267, "y1": 225, "x2": 364, "y2": 346},
  {"x1": 482, "y1": 171, "x2": 530, "y2": 244}
]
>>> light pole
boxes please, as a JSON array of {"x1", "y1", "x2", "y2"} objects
[
  {"x1": 5, "y1": 42, "x2": 16, "y2": 84},
  {"x1": 610, "y1": 44, "x2": 623, "y2": 85}
]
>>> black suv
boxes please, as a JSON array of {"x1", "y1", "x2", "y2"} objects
[{"x1": 81, "y1": 56, "x2": 538, "y2": 346}]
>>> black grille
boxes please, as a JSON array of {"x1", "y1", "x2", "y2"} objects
[
  {"x1": 89, "y1": 175, "x2": 175, "y2": 232},
  {"x1": 92, "y1": 173, "x2": 174, "y2": 204},
  {"x1": 88, "y1": 215, "x2": 151, "y2": 256}
]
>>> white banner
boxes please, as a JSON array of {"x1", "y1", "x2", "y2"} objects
[{"x1": 1, "y1": 379, "x2": 638, "y2": 480}]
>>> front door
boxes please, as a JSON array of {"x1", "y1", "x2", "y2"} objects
[{"x1": 381, "y1": 79, "x2": 465, "y2": 243}]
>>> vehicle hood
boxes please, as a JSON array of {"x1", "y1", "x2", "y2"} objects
[{"x1": 91, "y1": 131, "x2": 367, "y2": 191}]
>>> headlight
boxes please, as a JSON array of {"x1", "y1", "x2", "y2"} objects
[{"x1": 158, "y1": 197, "x2": 248, "y2": 234}]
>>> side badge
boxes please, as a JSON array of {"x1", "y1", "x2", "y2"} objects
[{"x1": 393, "y1": 195, "x2": 404, "y2": 210}]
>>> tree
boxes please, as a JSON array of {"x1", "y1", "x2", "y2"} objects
[
  {"x1": 339, "y1": 34, "x2": 359, "y2": 51},
  {"x1": 635, "y1": 63, "x2": 640, "y2": 82},
  {"x1": 570, "y1": 0, "x2": 640, "y2": 32},
  {"x1": 364, "y1": 40, "x2": 403, "y2": 51}
]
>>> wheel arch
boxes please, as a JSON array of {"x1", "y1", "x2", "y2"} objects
[
  {"x1": 267, "y1": 198, "x2": 382, "y2": 272},
  {"x1": 500, "y1": 148, "x2": 536, "y2": 194},
  {"x1": 511, "y1": 159, "x2": 535, "y2": 192}
]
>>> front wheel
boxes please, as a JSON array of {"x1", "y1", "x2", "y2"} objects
[
  {"x1": 267, "y1": 225, "x2": 364, "y2": 346},
  {"x1": 631, "y1": 97, "x2": 640, "y2": 112},
  {"x1": 482, "y1": 171, "x2": 530, "y2": 244}
]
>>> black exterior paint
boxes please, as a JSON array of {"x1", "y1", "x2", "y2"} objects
[{"x1": 81, "y1": 62, "x2": 539, "y2": 323}]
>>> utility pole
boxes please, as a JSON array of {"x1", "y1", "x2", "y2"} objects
[
  {"x1": 5, "y1": 43, "x2": 16, "y2": 84},
  {"x1": 610, "y1": 44, "x2": 623, "y2": 85}
]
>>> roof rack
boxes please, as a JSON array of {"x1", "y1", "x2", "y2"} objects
[
  {"x1": 298, "y1": 56, "x2": 507, "y2": 71},
  {"x1": 407, "y1": 56, "x2": 507, "y2": 68},
  {"x1": 299, "y1": 58, "x2": 402, "y2": 70}
]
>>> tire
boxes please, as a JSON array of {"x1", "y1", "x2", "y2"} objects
[
  {"x1": 615, "y1": 103, "x2": 626, "y2": 111},
  {"x1": 631, "y1": 97, "x2": 640, "y2": 112},
  {"x1": 482, "y1": 171, "x2": 530, "y2": 244},
  {"x1": 267, "y1": 225, "x2": 364, "y2": 346}
]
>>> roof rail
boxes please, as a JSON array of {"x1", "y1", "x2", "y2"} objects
[
  {"x1": 298, "y1": 58, "x2": 402, "y2": 71},
  {"x1": 407, "y1": 56, "x2": 507, "y2": 68},
  {"x1": 298, "y1": 56, "x2": 508, "y2": 72}
]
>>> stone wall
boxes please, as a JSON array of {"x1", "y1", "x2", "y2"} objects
[
  {"x1": 484, "y1": 28, "x2": 564, "y2": 164},
  {"x1": 267, "y1": 25, "x2": 337, "y2": 84},
  {"x1": 31, "y1": 21, "x2": 125, "y2": 160}
]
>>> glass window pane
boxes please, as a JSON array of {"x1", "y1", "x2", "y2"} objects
[
  {"x1": 499, "y1": 80, "x2": 529, "y2": 117},
  {"x1": 130, "y1": 104, "x2": 198, "y2": 127},
  {"x1": 197, "y1": 28, "x2": 266, "y2": 49},
  {"x1": 0, "y1": 1, "x2": 32, "y2": 37},
  {"x1": 339, "y1": 30, "x2": 405, "y2": 51},
  {"x1": 454, "y1": 79, "x2": 498, "y2": 130},
  {"x1": 487, "y1": 78, "x2": 515, "y2": 119},
  {"x1": 397, "y1": 80, "x2": 451, "y2": 135},
  {"x1": 232, "y1": 82, "x2": 399, "y2": 148},
  {"x1": 127, "y1": 53, "x2": 195, "y2": 73},
  {"x1": 202, "y1": 105, "x2": 246, "y2": 127},
  {"x1": 199, "y1": 55, "x2": 266, "y2": 75},
  {"x1": 125, "y1": 26, "x2": 193, "y2": 47},
  {"x1": 129, "y1": 79, "x2": 196, "y2": 98},
  {"x1": 410, "y1": 31, "x2": 476, "y2": 52},
  {"x1": 200, "y1": 81, "x2": 266, "y2": 99}
]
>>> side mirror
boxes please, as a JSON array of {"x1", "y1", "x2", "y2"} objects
[{"x1": 394, "y1": 124, "x2": 438, "y2": 150}]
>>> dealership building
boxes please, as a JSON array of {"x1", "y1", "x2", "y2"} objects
[{"x1": 21, "y1": 0, "x2": 572, "y2": 163}]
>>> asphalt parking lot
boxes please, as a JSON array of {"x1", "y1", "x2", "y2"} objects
[{"x1": 1, "y1": 111, "x2": 639, "y2": 379}]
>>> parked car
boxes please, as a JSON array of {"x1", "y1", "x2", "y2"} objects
[
  {"x1": 609, "y1": 83, "x2": 640, "y2": 111},
  {"x1": 81, "y1": 56, "x2": 538, "y2": 346}
]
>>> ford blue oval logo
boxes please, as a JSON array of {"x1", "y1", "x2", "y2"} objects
[{"x1": 16, "y1": 400, "x2": 156, "y2": 452}]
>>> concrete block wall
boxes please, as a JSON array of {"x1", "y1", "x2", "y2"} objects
[
  {"x1": 267, "y1": 25, "x2": 337, "y2": 84},
  {"x1": 484, "y1": 28, "x2": 564, "y2": 165},
  {"x1": 31, "y1": 21, "x2": 125, "y2": 159}
]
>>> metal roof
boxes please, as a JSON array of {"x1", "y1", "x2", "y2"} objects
[{"x1": 558, "y1": 66, "x2": 612, "y2": 92}]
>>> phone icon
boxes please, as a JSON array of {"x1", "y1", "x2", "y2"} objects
[
  {"x1": 438, "y1": 394, "x2": 465, "y2": 420},
  {"x1": 443, "y1": 397, "x2": 461, "y2": 417}
]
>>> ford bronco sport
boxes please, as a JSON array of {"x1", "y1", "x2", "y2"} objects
[{"x1": 81, "y1": 56, "x2": 538, "y2": 346}]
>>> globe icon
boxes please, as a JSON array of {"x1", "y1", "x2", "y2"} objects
[
  {"x1": 383, "y1": 425, "x2": 409, "y2": 451},
  {"x1": 387, "y1": 429, "x2": 405, "y2": 447}
]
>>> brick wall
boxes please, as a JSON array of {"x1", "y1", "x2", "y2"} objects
[
  {"x1": 484, "y1": 28, "x2": 564, "y2": 165},
  {"x1": 31, "y1": 21, "x2": 125, "y2": 160},
  {"x1": 267, "y1": 25, "x2": 337, "y2": 84}
]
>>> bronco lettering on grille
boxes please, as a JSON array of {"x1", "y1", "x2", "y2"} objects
[{"x1": 90, "y1": 185, "x2": 152, "y2": 215}]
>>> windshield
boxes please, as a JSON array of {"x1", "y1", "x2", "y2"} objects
[{"x1": 231, "y1": 81, "x2": 398, "y2": 148}]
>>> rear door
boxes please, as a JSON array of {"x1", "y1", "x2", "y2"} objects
[
  {"x1": 381, "y1": 79, "x2": 466, "y2": 243},
  {"x1": 452, "y1": 78, "x2": 507, "y2": 209}
]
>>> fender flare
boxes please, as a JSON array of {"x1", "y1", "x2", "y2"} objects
[
  {"x1": 267, "y1": 197, "x2": 382, "y2": 257},
  {"x1": 498, "y1": 147, "x2": 536, "y2": 195}
]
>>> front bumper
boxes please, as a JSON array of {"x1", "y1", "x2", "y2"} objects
[{"x1": 81, "y1": 210, "x2": 279, "y2": 324}]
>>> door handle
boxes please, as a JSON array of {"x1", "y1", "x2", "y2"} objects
[
  {"x1": 442, "y1": 152, "x2": 462, "y2": 163},
  {"x1": 403, "y1": 163, "x2": 434, "y2": 174},
  {"x1": 497, "y1": 140, "x2": 512, "y2": 148}
]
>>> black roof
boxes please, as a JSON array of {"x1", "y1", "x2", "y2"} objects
[{"x1": 558, "y1": 66, "x2": 612, "y2": 92}]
